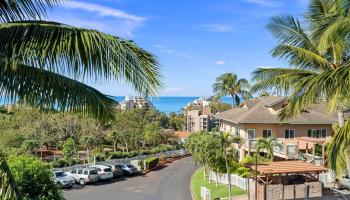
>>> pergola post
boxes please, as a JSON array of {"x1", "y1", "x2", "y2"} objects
[
  {"x1": 312, "y1": 143, "x2": 316, "y2": 164},
  {"x1": 305, "y1": 143, "x2": 308, "y2": 162},
  {"x1": 322, "y1": 143, "x2": 325, "y2": 167}
]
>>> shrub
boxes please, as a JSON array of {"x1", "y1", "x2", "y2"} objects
[
  {"x1": 7, "y1": 155, "x2": 64, "y2": 200},
  {"x1": 144, "y1": 157, "x2": 159, "y2": 170},
  {"x1": 93, "y1": 153, "x2": 106, "y2": 162},
  {"x1": 51, "y1": 158, "x2": 70, "y2": 168},
  {"x1": 108, "y1": 151, "x2": 123, "y2": 159}
]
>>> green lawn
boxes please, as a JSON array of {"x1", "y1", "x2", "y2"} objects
[{"x1": 191, "y1": 168, "x2": 246, "y2": 200}]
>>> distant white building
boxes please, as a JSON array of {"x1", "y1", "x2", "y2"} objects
[
  {"x1": 119, "y1": 96, "x2": 154, "y2": 110},
  {"x1": 184, "y1": 97, "x2": 211, "y2": 110}
]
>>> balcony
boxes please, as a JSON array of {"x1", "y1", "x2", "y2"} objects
[{"x1": 245, "y1": 139, "x2": 299, "y2": 160}]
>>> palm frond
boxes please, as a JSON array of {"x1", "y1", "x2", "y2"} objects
[
  {"x1": 251, "y1": 68, "x2": 316, "y2": 94},
  {"x1": 327, "y1": 119, "x2": 350, "y2": 178},
  {"x1": 271, "y1": 44, "x2": 329, "y2": 70},
  {"x1": 0, "y1": 21, "x2": 162, "y2": 96},
  {"x1": 0, "y1": 153, "x2": 22, "y2": 200},
  {"x1": 0, "y1": 0, "x2": 62, "y2": 22},
  {"x1": 267, "y1": 16, "x2": 316, "y2": 50},
  {"x1": 0, "y1": 62, "x2": 117, "y2": 122}
]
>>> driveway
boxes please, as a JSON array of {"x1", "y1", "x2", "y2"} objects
[{"x1": 64, "y1": 156, "x2": 197, "y2": 200}]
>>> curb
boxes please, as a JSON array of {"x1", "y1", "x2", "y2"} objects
[{"x1": 190, "y1": 168, "x2": 198, "y2": 200}]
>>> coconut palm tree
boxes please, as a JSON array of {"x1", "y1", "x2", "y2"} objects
[
  {"x1": 79, "y1": 135, "x2": 95, "y2": 163},
  {"x1": 108, "y1": 131, "x2": 122, "y2": 153},
  {"x1": 213, "y1": 73, "x2": 250, "y2": 108},
  {"x1": 251, "y1": 0, "x2": 350, "y2": 177},
  {"x1": 0, "y1": 1, "x2": 161, "y2": 198},
  {"x1": 255, "y1": 137, "x2": 281, "y2": 161}
]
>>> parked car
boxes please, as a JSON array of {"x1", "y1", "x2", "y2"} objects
[
  {"x1": 52, "y1": 169, "x2": 75, "y2": 188},
  {"x1": 335, "y1": 175, "x2": 350, "y2": 189},
  {"x1": 99, "y1": 162, "x2": 123, "y2": 177},
  {"x1": 116, "y1": 163, "x2": 138, "y2": 175},
  {"x1": 90, "y1": 165, "x2": 114, "y2": 180},
  {"x1": 66, "y1": 167, "x2": 99, "y2": 185}
]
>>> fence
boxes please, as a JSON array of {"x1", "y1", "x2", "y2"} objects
[
  {"x1": 209, "y1": 171, "x2": 248, "y2": 190},
  {"x1": 55, "y1": 149, "x2": 188, "y2": 171}
]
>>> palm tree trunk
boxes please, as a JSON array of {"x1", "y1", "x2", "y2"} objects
[
  {"x1": 113, "y1": 141, "x2": 116, "y2": 153},
  {"x1": 215, "y1": 171, "x2": 218, "y2": 187},
  {"x1": 231, "y1": 94, "x2": 235, "y2": 108},
  {"x1": 225, "y1": 154, "x2": 232, "y2": 200},
  {"x1": 338, "y1": 109, "x2": 345, "y2": 127},
  {"x1": 87, "y1": 148, "x2": 90, "y2": 163}
]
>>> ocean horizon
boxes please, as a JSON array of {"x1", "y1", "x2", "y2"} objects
[{"x1": 114, "y1": 96, "x2": 233, "y2": 114}]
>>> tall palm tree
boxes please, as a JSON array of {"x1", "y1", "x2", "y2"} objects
[
  {"x1": 213, "y1": 73, "x2": 250, "y2": 108},
  {"x1": 251, "y1": 0, "x2": 350, "y2": 177},
  {"x1": 0, "y1": 1, "x2": 162, "y2": 198},
  {"x1": 255, "y1": 137, "x2": 281, "y2": 161},
  {"x1": 108, "y1": 131, "x2": 122, "y2": 153}
]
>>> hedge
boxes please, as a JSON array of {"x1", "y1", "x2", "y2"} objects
[{"x1": 144, "y1": 157, "x2": 159, "y2": 170}]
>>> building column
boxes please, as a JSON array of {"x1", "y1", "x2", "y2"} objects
[{"x1": 305, "y1": 143, "x2": 308, "y2": 162}]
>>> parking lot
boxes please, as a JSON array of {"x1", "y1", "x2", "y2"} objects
[{"x1": 63, "y1": 156, "x2": 197, "y2": 200}]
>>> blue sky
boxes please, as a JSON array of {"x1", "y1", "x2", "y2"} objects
[{"x1": 48, "y1": 0, "x2": 308, "y2": 96}]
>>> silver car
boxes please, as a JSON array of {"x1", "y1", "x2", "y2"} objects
[
  {"x1": 335, "y1": 175, "x2": 350, "y2": 189},
  {"x1": 52, "y1": 170, "x2": 75, "y2": 188},
  {"x1": 116, "y1": 164, "x2": 138, "y2": 175}
]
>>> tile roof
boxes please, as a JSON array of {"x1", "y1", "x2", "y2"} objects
[
  {"x1": 174, "y1": 131, "x2": 191, "y2": 139},
  {"x1": 214, "y1": 96, "x2": 338, "y2": 124},
  {"x1": 252, "y1": 161, "x2": 327, "y2": 175}
]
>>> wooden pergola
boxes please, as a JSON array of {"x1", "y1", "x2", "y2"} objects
[
  {"x1": 250, "y1": 161, "x2": 328, "y2": 185},
  {"x1": 296, "y1": 137, "x2": 328, "y2": 166}
]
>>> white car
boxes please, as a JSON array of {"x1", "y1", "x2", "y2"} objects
[
  {"x1": 66, "y1": 167, "x2": 99, "y2": 185},
  {"x1": 335, "y1": 175, "x2": 350, "y2": 189},
  {"x1": 90, "y1": 165, "x2": 113, "y2": 180}
]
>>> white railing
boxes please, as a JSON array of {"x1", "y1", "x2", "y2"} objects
[
  {"x1": 245, "y1": 139, "x2": 257, "y2": 150},
  {"x1": 273, "y1": 144, "x2": 298, "y2": 159},
  {"x1": 300, "y1": 153, "x2": 324, "y2": 166},
  {"x1": 55, "y1": 149, "x2": 188, "y2": 171},
  {"x1": 209, "y1": 171, "x2": 248, "y2": 190}
]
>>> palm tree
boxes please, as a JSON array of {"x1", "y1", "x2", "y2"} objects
[
  {"x1": 0, "y1": 1, "x2": 162, "y2": 198},
  {"x1": 79, "y1": 135, "x2": 95, "y2": 163},
  {"x1": 251, "y1": 0, "x2": 350, "y2": 177},
  {"x1": 213, "y1": 73, "x2": 250, "y2": 108},
  {"x1": 255, "y1": 137, "x2": 281, "y2": 161},
  {"x1": 108, "y1": 131, "x2": 122, "y2": 153}
]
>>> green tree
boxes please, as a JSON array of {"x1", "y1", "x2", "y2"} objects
[
  {"x1": 250, "y1": 0, "x2": 350, "y2": 177},
  {"x1": 144, "y1": 122, "x2": 164, "y2": 147},
  {"x1": 168, "y1": 112, "x2": 185, "y2": 131},
  {"x1": 7, "y1": 155, "x2": 63, "y2": 200},
  {"x1": 62, "y1": 138, "x2": 76, "y2": 161},
  {"x1": 213, "y1": 73, "x2": 250, "y2": 108},
  {"x1": 20, "y1": 140, "x2": 40, "y2": 156},
  {"x1": 79, "y1": 135, "x2": 95, "y2": 163},
  {"x1": 210, "y1": 96, "x2": 232, "y2": 114},
  {"x1": 0, "y1": 0, "x2": 162, "y2": 197},
  {"x1": 256, "y1": 137, "x2": 282, "y2": 161},
  {"x1": 107, "y1": 131, "x2": 122, "y2": 153}
]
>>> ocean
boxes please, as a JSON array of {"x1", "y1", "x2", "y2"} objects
[{"x1": 114, "y1": 96, "x2": 233, "y2": 114}]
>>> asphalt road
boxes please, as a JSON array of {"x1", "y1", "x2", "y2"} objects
[{"x1": 64, "y1": 156, "x2": 197, "y2": 200}]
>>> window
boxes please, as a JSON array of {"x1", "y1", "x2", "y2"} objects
[
  {"x1": 235, "y1": 127, "x2": 240, "y2": 136},
  {"x1": 285, "y1": 129, "x2": 295, "y2": 139},
  {"x1": 247, "y1": 129, "x2": 255, "y2": 139},
  {"x1": 77, "y1": 169, "x2": 83, "y2": 174},
  {"x1": 263, "y1": 129, "x2": 272, "y2": 138},
  {"x1": 84, "y1": 171, "x2": 88, "y2": 175},
  {"x1": 307, "y1": 129, "x2": 326, "y2": 138},
  {"x1": 71, "y1": 169, "x2": 77, "y2": 174}
]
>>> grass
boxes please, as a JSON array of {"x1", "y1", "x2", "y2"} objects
[{"x1": 191, "y1": 168, "x2": 246, "y2": 200}]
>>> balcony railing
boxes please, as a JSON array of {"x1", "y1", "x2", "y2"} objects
[{"x1": 245, "y1": 139, "x2": 298, "y2": 159}]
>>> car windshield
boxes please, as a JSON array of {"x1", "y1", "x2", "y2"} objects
[
  {"x1": 127, "y1": 165, "x2": 134, "y2": 168},
  {"x1": 55, "y1": 171, "x2": 66, "y2": 177},
  {"x1": 103, "y1": 168, "x2": 112, "y2": 172}
]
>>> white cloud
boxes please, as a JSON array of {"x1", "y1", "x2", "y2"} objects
[
  {"x1": 154, "y1": 44, "x2": 193, "y2": 59},
  {"x1": 215, "y1": 60, "x2": 225, "y2": 65},
  {"x1": 61, "y1": 1, "x2": 145, "y2": 22},
  {"x1": 202, "y1": 24, "x2": 233, "y2": 32},
  {"x1": 256, "y1": 65, "x2": 274, "y2": 68},
  {"x1": 244, "y1": 0, "x2": 281, "y2": 7}
]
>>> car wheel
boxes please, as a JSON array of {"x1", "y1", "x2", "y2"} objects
[
  {"x1": 57, "y1": 182, "x2": 62, "y2": 189},
  {"x1": 79, "y1": 178, "x2": 85, "y2": 185},
  {"x1": 335, "y1": 182, "x2": 342, "y2": 190}
]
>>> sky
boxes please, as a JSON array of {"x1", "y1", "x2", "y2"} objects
[{"x1": 47, "y1": 0, "x2": 309, "y2": 97}]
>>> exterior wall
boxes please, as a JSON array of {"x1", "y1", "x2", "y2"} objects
[{"x1": 186, "y1": 110, "x2": 211, "y2": 132}]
